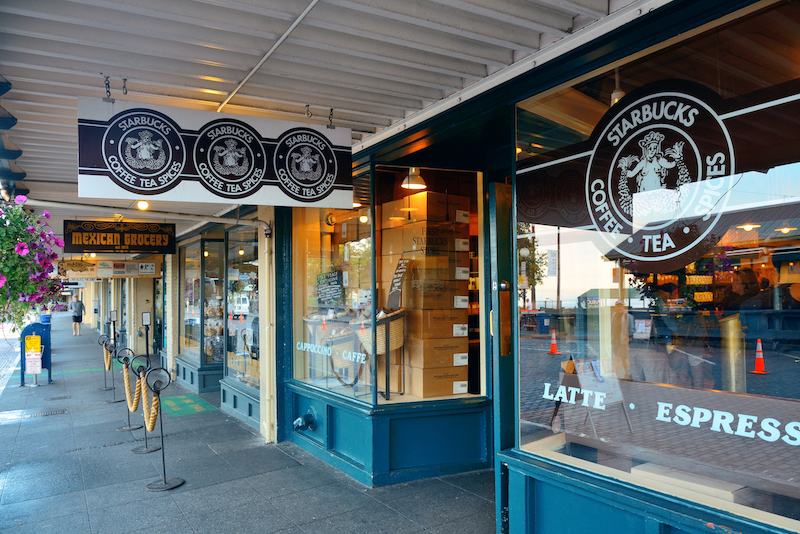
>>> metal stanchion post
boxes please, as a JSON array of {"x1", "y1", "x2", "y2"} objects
[
  {"x1": 145, "y1": 368, "x2": 184, "y2": 491},
  {"x1": 106, "y1": 320, "x2": 124, "y2": 403},
  {"x1": 97, "y1": 334, "x2": 112, "y2": 391}
]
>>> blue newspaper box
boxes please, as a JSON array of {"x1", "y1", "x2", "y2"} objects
[
  {"x1": 20, "y1": 322, "x2": 52, "y2": 386},
  {"x1": 535, "y1": 313, "x2": 551, "y2": 334}
]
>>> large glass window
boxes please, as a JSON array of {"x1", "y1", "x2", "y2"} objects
[
  {"x1": 202, "y1": 240, "x2": 225, "y2": 365},
  {"x1": 179, "y1": 242, "x2": 201, "y2": 361},
  {"x1": 516, "y1": 3, "x2": 800, "y2": 526},
  {"x1": 293, "y1": 168, "x2": 483, "y2": 404},
  {"x1": 225, "y1": 226, "x2": 259, "y2": 389}
]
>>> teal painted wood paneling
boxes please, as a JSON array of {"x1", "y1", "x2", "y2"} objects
[{"x1": 389, "y1": 412, "x2": 488, "y2": 470}]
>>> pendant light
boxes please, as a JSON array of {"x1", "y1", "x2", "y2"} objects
[{"x1": 401, "y1": 167, "x2": 426, "y2": 190}]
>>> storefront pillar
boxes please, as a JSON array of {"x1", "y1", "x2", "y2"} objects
[
  {"x1": 258, "y1": 205, "x2": 277, "y2": 442},
  {"x1": 164, "y1": 253, "x2": 179, "y2": 375}
]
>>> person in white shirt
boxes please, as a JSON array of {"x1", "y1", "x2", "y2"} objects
[{"x1": 68, "y1": 294, "x2": 86, "y2": 336}]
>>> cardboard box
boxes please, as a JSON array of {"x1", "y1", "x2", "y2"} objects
[
  {"x1": 381, "y1": 227, "x2": 404, "y2": 256},
  {"x1": 407, "y1": 365, "x2": 469, "y2": 398},
  {"x1": 408, "y1": 253, "x2": 470, "y2": 281},
  {"x1": 405, "y1": 191, "x2": 471, "y2": 223},
  {"x1": 335, "y1": 219, "x2": 360, "y2": 244},
  {"x1": 403, "y1": 222, "x2": 469, "y2": 255},
  {"x1": 376, "y1": 360, "x2": 403, "y2": 393},
  {"x1": 407, "y1": 309, "x2": 468, "y2": 339},
  {"x1": 406, "y1": 280, "x2": 469, "y2": 309},
  {"x1": 406, "y1": 337, "x2": 469, "y2": 368},
  {"x1": 381, "y1": 198, "x2": 407, "y2": 228}
]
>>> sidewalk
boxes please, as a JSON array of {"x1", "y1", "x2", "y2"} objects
[{"x1": 0, "y1": 315, "x2": 495, "y2": 534}]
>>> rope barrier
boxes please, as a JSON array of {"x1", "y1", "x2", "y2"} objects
[
  {"x1": 121, "y1": 364, "x2": 142, "y2": 413},
  {"x1": 103, "y1": 344, "x2": 112, "y2": 371},
  {"x1": 140, "y1": 372, "x2": 159, "y2": 432}
]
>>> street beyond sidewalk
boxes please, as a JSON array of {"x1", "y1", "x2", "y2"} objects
[{"x1": 0, "y1": 315, "x2": 495, "y2": 534}]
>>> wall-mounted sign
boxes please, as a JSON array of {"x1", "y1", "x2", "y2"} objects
[
  {"x1": 63, "y1": 220, "x2": 175, "y2": 254},
  {"x1": 77, "y1": 99, "x2": 352, "y2": 208}
]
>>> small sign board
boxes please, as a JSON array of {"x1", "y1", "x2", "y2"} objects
[
  {"x1": 633, "y1": 319, "x2": 652, "y2": 340},
  {"x1": 386, "y1": 258, "x2": 411, "y2": 310},
  {"x1": 25, "y1": 335, "x2": 42, "y2": 375},
  {"x1": 574, "y1": 359, "x2": 623, "y2": 406},
  {"x1": 63, "y1": 220, "x2": 176, "y2": 254},
  {"x1": 139, "y1": 263, "x2": 156, "y2": 276},
  {"x1": 316, "y1": 270, "x2": 344, "y2": 306},
  {"x1": 110, "y1": 310, "x2": 117, "y2": 322},
  {"x1": 142, "y1": 312, "x2": 151, "y2": 326}
]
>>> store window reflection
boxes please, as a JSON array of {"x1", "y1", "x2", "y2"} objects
[
  {"x1": 225, "y1": 226, "x2": 259, "y2": 389},
  {"x1": 515, "y1": 3, "x2": 800, "y2": 523},
  {"x1": 179, "y1": 242, "x2": 201, "y2": 361}
]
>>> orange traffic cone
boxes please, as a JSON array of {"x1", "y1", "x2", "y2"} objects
[
  {"x1": 322, "y1": 317, "x2": 327, "y2": 330},
  {"x1": 229, "y1": 311, "x2": 233, "y2": 321},
  {"x1": 750, "y1": 338, "x2": 769, "y2": 374},
  {"x1": 548, "y1": 330, "x2": 561, "y2": 355},
  {"x1": 360, "y1": 320, "x2": 365, "y2": 334},
  {"x1": 239, "y1": 313, "x2": 243, "y2": 323}
]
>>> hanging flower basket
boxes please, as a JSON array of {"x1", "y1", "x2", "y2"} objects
[{"x1": 0, "y1": 195, "x2": 64, "y2": 330}]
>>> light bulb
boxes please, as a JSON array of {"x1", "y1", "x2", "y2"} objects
[
  {"x1": 137, "y1": 200, "x2": 149, "y2": 210},
  {"x1": 238, "y1": 248, "x2": 245, "y2": 256}
]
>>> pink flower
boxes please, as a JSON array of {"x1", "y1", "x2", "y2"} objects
[
  {"x1": 25, "y1": 226, "x2": 36, "y2": 234},
  {"x1": 15, "y1": 242, "x2": 29, "y2": 256},
  {"x1": 14, "y1": 195, "x2": 27, "y2": 205},
  {"x1": 0, "y1": 274, "x2": 6, "y2": 288},
  {"x1": 42, "y1": 210, "x2": 50, "y2": 219},
  {"x1": 54, "y1": 237, "x2": 65, "y2": 248}
]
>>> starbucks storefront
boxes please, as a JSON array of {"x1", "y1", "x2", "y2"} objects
[{"x1": 353, "y1": 1, "x2": 800, "y2": 532}]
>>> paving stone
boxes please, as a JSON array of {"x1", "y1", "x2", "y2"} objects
[
  {"x1": 270, "y1": 481, "x2": 375, "y2": 525},
  {"x1": 248, "y1": 464, "x2": 339, "y2": 499},
  {"x1": 300, "y1": 499, "x2": 424, "y2": 534},
  {"x1": 187, "y1": 499, "x2": 299, "y2": 534},
  {"x1": 170, "y1": 477, "x2": 265, "y2": 516},
  {"x1": 0, "y1": 511, "x2": 92, "y2": 534},
  {"x1": 0, "y1": 489, "x2": 87, "y2": 530},
  {"x1": 88, "y1": 495, "x2": 186, "y2": 534}
]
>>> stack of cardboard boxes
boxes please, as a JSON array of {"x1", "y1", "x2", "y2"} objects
[{"x1": 379, "y1": 191, "x2": 472, "y2": 398}]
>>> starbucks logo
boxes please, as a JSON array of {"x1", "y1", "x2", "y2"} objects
[
  {"x1": 194, "y1": 119, "x2": 265, "y2": 199},
  {"x1": 102, "y1": 109, "x2": 185, "y2": 194},
  {"x1": 586, "y1": 90, "x2": 735, "y2": 269},
  {"x1": 273, "y1": 128, "x2": 337, "y2": 202}
]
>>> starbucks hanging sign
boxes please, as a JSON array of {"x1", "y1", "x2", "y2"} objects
[{"x1": 78, "y1": 99, "x2": 352, "y2": 208}]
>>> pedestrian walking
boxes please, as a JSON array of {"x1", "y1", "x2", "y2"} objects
[{"x1": 69, "y1": 294, "x2": 86, "y2": 336}]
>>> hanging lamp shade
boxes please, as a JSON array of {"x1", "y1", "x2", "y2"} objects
[{"x1": 401, "y1": 167, "x2": 426, "y2": 190}]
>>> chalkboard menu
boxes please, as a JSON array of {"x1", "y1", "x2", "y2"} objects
[
  {"x1": 386, "y1": 259, "x2": 410, "y2": 310},
  {"x1": 317, "y1": 271, "x2": 344, "y2": 306}
]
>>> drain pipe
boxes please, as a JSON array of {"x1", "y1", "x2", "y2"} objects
[
  {"x1": 24, "y1": 199, "x2": 272, "y2": 239},
  {"x1": 216, "y1": 0, "x2": 320, "y2": 113}
]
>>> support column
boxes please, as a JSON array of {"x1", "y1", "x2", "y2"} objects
[
  {"x1": 258, "y1": 205, "x2": 277, "y2": 443},
  {"x1": 165, "y1": 253, "x2": 180, "y2": 376}
]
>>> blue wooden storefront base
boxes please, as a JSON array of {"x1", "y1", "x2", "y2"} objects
[
  {"x1": 174, "y1": 356, "x2": 222, "y2": 394},
  {"x1": 287, "y1": 383, "x2": 492, "y2": 487},
  {"x1": 498, "y1": 450, "x2": 796, "y2": 534},
  {"x1": 220, "y1": 378, "x2": 259, "y2": 428}
]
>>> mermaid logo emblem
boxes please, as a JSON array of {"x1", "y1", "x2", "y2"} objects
[
  {"x1": 101, "y1": 109, "x2": 185, "y2": 195},
  {"x1": 124, "y1": 130, "x2": 166, "y2": 170},
  {"x1": 194, "y1": 119, "x2": 266, "y2": 199},
  {"x1": 585, "y1": 87, "x2": 735, "y2": 269},
  {"x1": 274, "y1": 128, "x2": 338, "y2": 202}
]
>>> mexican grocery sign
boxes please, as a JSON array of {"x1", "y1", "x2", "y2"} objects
[{"x1": 77, "y1": 98, "x2": 352, "y2": 208}]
